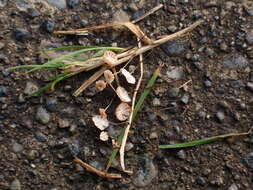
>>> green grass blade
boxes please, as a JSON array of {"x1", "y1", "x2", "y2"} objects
[
  {"x1": 27, "y1": 73, "x2": 72, "y2": 97},
  {"x1": 106, "y1": 67, "x2": 161, "y2": 171},
  {"x1": 28, "y1": 46, "x2": 125, "y2": 73},
  {"x1": 159, "y1": 132, "x2": 249, "y2": 149},
  {"x1": 9, "y1": 65, "x2": 41, "y2": 70},
  {"x1": 44, "y1": 46, "x2": 99, "y2": 52},
  {"x1": 45, "y1": 46, "x2": 124, "y2": 52}
]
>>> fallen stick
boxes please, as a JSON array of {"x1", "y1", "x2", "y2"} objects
[{"x1": 74, "y1": 158, "x2": 122, "y2": 179}]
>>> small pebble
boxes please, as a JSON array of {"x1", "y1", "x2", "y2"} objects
[
  {"x1": 89, "y1": 160, "x2": 103, "y2": 171},
  {"x1": 160, "y1": 40, "x2": 187, "y2": 57},
  {"x1": 216, "y1": 111, "x2": 225, "y2": 123},
  {"x1": 68, "y1": 140, "x2": 80, "y2": 157},
  {"x1": 41, "y1": 20, "x2": 55, "y2": 33},
  {"x1": 24, "y1": 82, "x2": 38, "y2": 95},
  {"x1": 196, "y1": 176, "x2": 206, "y2": 186},
  {"x1": 125, "y1": 142, "x2": 134, "y2": 151},
  {"x1": 181, "y1": 94, "x2": 189, "y2": 104},
  {"x1": 36, "y1": 107, "x2": 51, "y2": 124},
  {"x1": 246, "y1": 30, "x2": 253, "y2": 45},
  {"x1": 18, "y1": 94, "x2": 25, "y2": 103},
  {"x1": 168, "y1": 25, "x2": 178, "y2": 32},
  {"x1": 228, "y1": 184, "x2": 238, "y2": 190},
  {"x1": 46, "y1": 97, "x2": 58, "y2": 112},
  {"x1": 80, "y1": 19, "x2": 88, "y2": 27},
  {"x1": 133, "y1": 157, "x2": 158, "y2": 187},
  {"x1": 168, "y1": 87, "x2": 180, "y2": 98},
  {"x1": 132, "y1": 9, "x2": 145, "y2": 20},
  {"x1": 204, "y1": 80, "x2": 212, "y2": 88},
  {"x1": 204, "y1": 0, "x2": 218, "y2": 8},
  {"x1": 0, "y1": 0, "x2": 7, "y2": 7},
  {"x1": 246, "y1": 82, "x2": 253, "y2": 93},
  {"x1": 67, "y1": 0, "x2": 79, "y2": 8},
  {"x1": 10, "y1": 179, "x2": 21, "y2": 190},
  {"x1": 0, "y1": 86, "x2": 7, "y2": 97},
  {"x1": 0, "y1": 42, "x2": 4, "y2": 49},
  {"x1": 34, "y1": 132, "x2": 47, "y2": 142},
  {"x1": 222, "y1": 53, "x2": 248, "y2": 69},
  {"x1": 2, "y1": 69, "x2": 10, "y2": 76},
  {"x1": 152, "y1": 98, "x2": 161, "y2": 106},
  {"x1": 244, "y1": 152, "x2": 253, "y2": 170},
  {"x1": 220, "y1": 42, "x2": 228, "y2": 51},
  {"x1": 13, "y1": 28, "x2": 30, "y2": 42},
  {"x1": 58, "y1": 119, "x2": 70, "y2": 128},
  {"x1": 149, "y1": 132, "x2": 158, "y2": 139},
  {"x1": 177, "y1": 150, "x2": 186, "y2": 160},
  {"x1": 166, "y1": 66, "x2": 184, "y2": 80},
  {"x1": 12, "y1": 142, "x2": 24, "y2": 153},
  {"x1": 27, "y1": 8, "x2": 40, "y2": 18},
  {"x1": 168, "y1": 102, "x2": 178, "y2": 113},
  {"x1": 26, "y1": 150, "x2": 38, "y2": 160},
  {"x1": 46, "y1": 0, "x2": 66, "y2": 9}
]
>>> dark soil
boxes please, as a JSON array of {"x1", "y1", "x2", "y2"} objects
[{"x1": 1, "y1": 0, "x2": 253, "y2": 189}]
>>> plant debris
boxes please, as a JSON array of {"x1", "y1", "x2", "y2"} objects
[
  {"x1": 74, "y1": 158, "x2": 122, "y2": 179},
  {"x1": 92, "y1": 115, "x2": 109, "y2": 130},
  {"x1": 115, "y1": 86, "x2": 131, "y2": 103},
  {"x1": 115, "y1": 102, "x2": 131, "y2": 121},
  {"x1": 121, "y1": 68, "x2": 136, "y2": 84},
  {"x1": 104, "y1": 70, "x2": 115, "y2": 84},
  {"x1": 100, "y1": 131, "x2": 109, "y2": 141},
  {"x1": 159, "y1": 128, "x2": 253, "y2": 149},
  {"x1": 96, "y1": 80, "x2": 107, "y2": 92}
]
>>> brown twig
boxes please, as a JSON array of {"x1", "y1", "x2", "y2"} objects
[
  {"x1": 74, "y1": 158, "x2": 122, "y2": 179},
  {"x1": 179, "y1": 79, "x2": 192, "y2": 89}
]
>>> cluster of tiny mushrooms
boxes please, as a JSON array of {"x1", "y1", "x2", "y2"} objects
[{"x1": 28, "y1": 4, "x2": 204, "y2": 178}]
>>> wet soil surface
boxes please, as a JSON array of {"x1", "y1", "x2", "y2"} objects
[{"x1": 1, "y1": 0, "x2": 253, "y2": 189}]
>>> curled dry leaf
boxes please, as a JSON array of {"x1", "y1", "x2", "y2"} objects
[
  {"x1": 103, "y1": 51, "x2": 117, "y2": 67},
  {"x1": 92, "y1": 115, "x2": 109, "y2": 130},
  {"x1": 121, "y1": 68, "x2": 136, "y2": 84},
  {"x1": 116, "y1": 86, "x2": 131, "y2": 103},
  {"x1": 115, "y1": 102, "x2": 131, "y2": 121},
  {"x1": 104, "y1": 70, "x2": 115, "y2": 83},
  {"x1": 99, "y1": 108, "x2": 107, "y2": 118},
  {"x1": 100, "y1": 131, "x2": 109, "y2": 141},
  {"x1": 96, "y1": 80, "x2": 107, "y2": 91}
]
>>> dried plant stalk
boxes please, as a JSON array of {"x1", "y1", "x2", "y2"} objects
[
  {"x1": 119, "y1": 39, "x2": 144, "y2": 172},
  {"x1": 72, "y1": 20, "x2": 203, "y2": 96},
  {"x1": 74, "y1": 158, "x2": 122, "y2": 179}
]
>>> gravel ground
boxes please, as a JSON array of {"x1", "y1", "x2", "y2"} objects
[{"x1": 1, "y1": 0, "x2": 253, "y2": 189}]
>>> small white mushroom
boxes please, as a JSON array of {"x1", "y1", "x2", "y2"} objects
[
  {"x1": 103, "y1": 51, "x2": 117, "y2": 67},
  {"x1": 115, "y1": 102, "x2": 131, "y2": 121},
  {"x1": 115, "y1": 86, "x2": 131, "y2": 102},
  {"x1": 92, "y1": 115, "x2": 109, "y2": 130},
  {"x1": 95, "y1": 80, "x2": 107, "y2": 91},
  {"x1": 104, "y1": 70, "x2": 115, "y2": 83},
  {"x1": 100, "y1": 131, "x2": 109, "y2": 141},
  {"x1": 121, "y1": 68, "x2": 136, "y2": 84}
]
